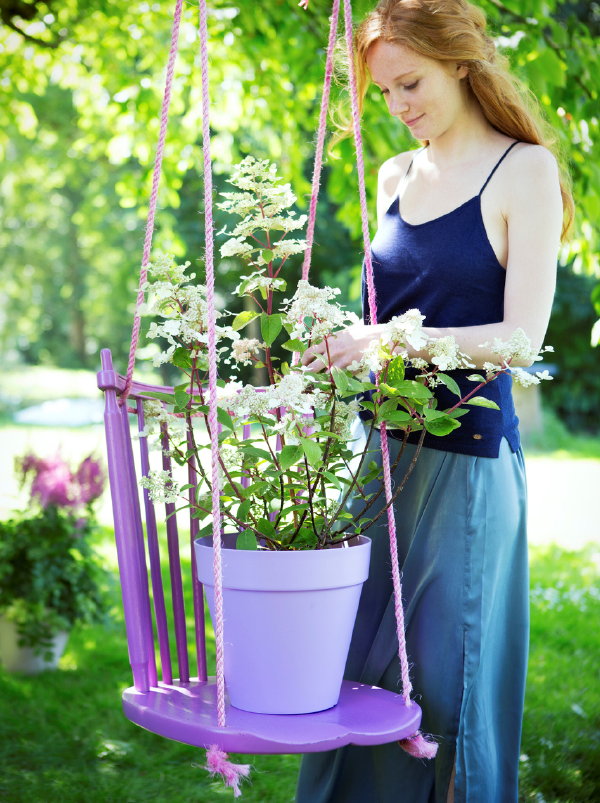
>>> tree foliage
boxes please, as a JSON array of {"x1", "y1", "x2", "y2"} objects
[{"x1": 0, "y1": 0, "x2": 598, "y2": 371}]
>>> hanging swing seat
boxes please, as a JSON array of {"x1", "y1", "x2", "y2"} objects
[
  {"x1": 98, "y1": 351, "x2": 422, "y2": 754},
  {"x1": 122, "y1": 679, "x2": 421, "y2": 754},
  {"x1": 97, "y1": 1, "x2": 435, "y2": 786}
]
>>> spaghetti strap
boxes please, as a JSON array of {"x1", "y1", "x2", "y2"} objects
[
  {"x1": 479, "y1": 140, "x2": 521, "y2": 195},
  {"x1": 404, "y1": 145, "x2": 427, "y2": 179}
]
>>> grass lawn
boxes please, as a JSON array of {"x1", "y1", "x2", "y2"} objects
[
  {"x1": 1, "y1": 537, "x2": 598, "y2": 802},
  {"x1": 1, "y1": 367, "x2": 599, "y2": 801}
]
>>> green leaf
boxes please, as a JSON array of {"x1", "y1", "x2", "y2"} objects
[
  {"x1": 237, "y1": 499, "x2": 252, "y2": 521},
  {"x1": 232, "y1": 310, "x2": 260, "y2": 331},
  {"x1": 247, "y1": 480, "x2": 271, "y2": 496},
  {"x1": 174, "y1": 384, "x2": 190, "y2": 411},
  {"x1": 331, "y1": 365, "x2": 349, "y2": 392},
  {"x1": 217, "y1": 407, "x2": 235, "y2": 431},
  {"x1": 380, "y1": 380, "x2": 432, "y2": 401},
  {"x1": 465, "y1": 396, "x2": 500, "y2": 410},
  {"x1": 261, "y1": 313, "x2": 283, "y2": 346},
  {"x1": 261, "y1": 249, "x2": 274, "y2": 263},
  {"x1": 424, "y1": 415, "x2": 462, "y2": 436},
  {"x1": 446, "y1": 408, "x2": 469, "y2": 419},
  {"x1": 279, "y1": 444, "x2": 303, "y2": 470},
  {"x1": 322, "y1": 469, "x2": 343, "y2": 491},
  {"x1": 281, "y1": 338, "x2": 306, "y2": 353},
  {"x1": 437, "y1": 372, "x2": 461, "y2": 397},
  {"x1": 299, "y1": 436, "x2": 322, "y2": 468},
  {"x1": 172, "y1": 347, "x2": 192, "y2": 370},
  {"x1": 240, "y1": 445, "x2": 273, "y2": 462},
  {"x1": 386, "y1": 354, "x2": 405, "y2": 385},
  {"x1": 142, "y1": 391, "x2": 175, "y2": 404},
  {"x1": 466, "y1": 374, "x2": 485, "y2": 383},
  {"x1": 378, "y1": 398, "x2": 401, "y2": 417},
  {"x1": 236, "y1": 529, "x2": 258, "y2": 550},
  {"x1": 382, "y1": 410, "x2": 413, "y2": 427},
  {"x1": 257, "y1": 517, "x2": 276, "y2": 538}
]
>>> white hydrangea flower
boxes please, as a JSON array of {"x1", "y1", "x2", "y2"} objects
[
  {"x1": 147, "y1": 253, "x2": 193, "y2": 284},
  {"x1": 231, "y1": 215, "x2": 306, "y2": 239},
  {"x1": 217, "y1": 191, "x2": 257, "y2": 218},
  {"x1": 428, "y1": 336, "x2": 474, "y2": 371},
  {"x1": 271, "y1": 410, "x2": 310, "y2": 445},
  {"x1": 381, "y1": 309, "x2": 428, "y2": 351},
  {"x1": 347, "y1": 338, "x2": 386, "y2": 380},
  {"x1": 511, "y1": 368, "x2": 541, "y2": 388},
  {"x1": 482, "y1": 328, "x2": 540, "y2": 365},
  {"x1": 332, "y1": 398, "x2": 361, "y2": 439},
  {"x1": 220, "y1": 443, "x2": 244, "y2": 475},
  {"x1": 220, "y1": 237, "x2": 254, "y2": 259},
  {"x1": 408, "y1": 357, "x2": 429, "y2": 370},
  {"x1": 140, "y1": 469, "x2": 181, "y2": 504},
  {"x1": 152, "y1": 344, "x2": 176, "y2": 367},
  {"x1": 271, "y1": 238, "x2": 307, "y2": 259},
  {"x1": 283, "y1": 280, "x2": 354, "y2": 342},
  {"x1": 482, "y1": 360, "x2": 503, "y2": 379},
  {"x1": 268, "y1": 372, "x2": 324, "y2": 415},
  {"x1": 232, "y1": 338, "x2": 263, "y2": 365},
  {"x1": 511, "y1": 367, "x2": 553, "y2": 388},
  {"x1": 224, "y1": 385, "x2": 274, "y2": 418},
  {"x1": 235, "y1": 271, "x2": 287, "y2": 296}
]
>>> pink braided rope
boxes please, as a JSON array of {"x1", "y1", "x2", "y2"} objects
[
  {"x1": 301, "y1": 0, "x2": 340, "y2": 281},
  {"x1": 197, "y1": 0, "x2": 226, "y2": 731},
  {"x1": 341, "y1": 0, "x2": 413, "y2": 705},
  {"x1": 122, "y1": 0, "x2": 184, "y2": 403}
]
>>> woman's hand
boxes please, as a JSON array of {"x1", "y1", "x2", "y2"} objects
[{"x1": 300, "y1": 323, "x2": 376, "y2": 372}]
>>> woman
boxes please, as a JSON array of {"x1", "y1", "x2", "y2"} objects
[{"x1": 297, "y1": 1, "x2": 572, "y2": 801}]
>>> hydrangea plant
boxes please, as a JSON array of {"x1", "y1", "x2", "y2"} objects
[{"x1": 139, "y1": 156, "x2": 551, "y2": 550}]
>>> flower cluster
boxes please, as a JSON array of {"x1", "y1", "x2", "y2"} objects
[
  {"x1": 17, "y1": 452, "x2": 105, "y2": 512},
  {"x1": 348, "y1": 309, "x2": 473, "y2": 380},
  {"x1": 231, "y1": 338, "x2": 264, "y2": 365},
  {"x1": 140, "y1": 399, "x2": 188, "y2": 442},
  {"x1": 220, "y1": 371, "x2": 327, "y2": 422},
  {"x1": 283, "y1": 280, "x2": 359, "y2": 343},
  {"x1": 139, "y1": 469, "x2": 181, "y2": 504},
  {"x1": 479, "y1": 328, "x2": 554, "y2": 387},
  {"x1": 143, "y1": 254, "x2": 237, "y2": 368},
  {"x1": 380, "y1": 309, "x2": 428, "y2": 351},
  {"x1": 428, "y1": 336, "x2": 474, "y2": 372},
  {"x1": 218, "y1": 156, "x2": 307, "y2": 270}
]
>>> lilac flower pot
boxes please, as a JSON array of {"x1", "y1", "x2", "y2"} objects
[{"x1": 194, "y1": 534, "x2": 371, "y2": 715}]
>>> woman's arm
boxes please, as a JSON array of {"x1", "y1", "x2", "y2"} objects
[{"x1": 302, "y1": 145, "x2": 563, "y2": 371}]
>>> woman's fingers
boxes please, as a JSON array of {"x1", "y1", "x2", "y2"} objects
[{"x1": 301, "y1": 345, "x2": 328, "y2": 372}]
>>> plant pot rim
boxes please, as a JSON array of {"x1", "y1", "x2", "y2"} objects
[{"x1": 194, "y1": 533, "x2": 371, "y2": 592}]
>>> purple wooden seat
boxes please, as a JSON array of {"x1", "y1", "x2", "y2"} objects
[{"x1": 97, "y1": 348, "x2": 422, "y2": 753}]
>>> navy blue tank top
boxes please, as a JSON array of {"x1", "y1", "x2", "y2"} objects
[{"x1": 362, "y1": 140, "x2": 521, "y2": 458}]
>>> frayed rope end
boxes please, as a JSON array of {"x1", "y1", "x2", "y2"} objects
[
  {"x1": 205, "y1": 745, "x2": 251, "y2": 798},
  {"x1": 399, "y1": 730, "x2": 439, "y2": 759}
]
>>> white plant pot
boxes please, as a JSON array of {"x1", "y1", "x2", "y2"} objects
[{"x1": 0, "y1": 616, "x2": 69, "y2": 674}]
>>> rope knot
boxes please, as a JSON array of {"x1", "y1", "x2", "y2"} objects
[
  {"x1": 399, "y1": 730, "x2": 439, "y2": 759},
  {"x1": 205, "y1": 746, "x2": 251, "y2": 797}
]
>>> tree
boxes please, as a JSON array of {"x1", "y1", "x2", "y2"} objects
[{"x1": 0, "y1": 0, "x2": 598, "y2": 370}]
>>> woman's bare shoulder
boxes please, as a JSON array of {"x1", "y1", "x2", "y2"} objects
[
  {"x1": 508, "y1": 142, "x2": 559, "y2": 180},
  {"x1": 377, "y1": 149, "x2": 418, "y2": 205}
]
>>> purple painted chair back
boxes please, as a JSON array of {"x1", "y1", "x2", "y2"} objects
[{"x1": 97, "y1": 348, "x2": 208, "y2": 691}]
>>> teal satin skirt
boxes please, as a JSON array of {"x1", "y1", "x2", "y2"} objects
[{"x1": 296, "y1": 423, "x2": 529, "y2": 803}]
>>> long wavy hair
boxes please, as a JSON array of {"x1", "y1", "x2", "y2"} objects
[{"x1": 340, "y1": 0, "x2": 573, "y2": 239}]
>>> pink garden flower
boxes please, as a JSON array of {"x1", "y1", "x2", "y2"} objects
[{"x1": 18, "y1": 452, "x2": 105, "y2": 512}]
